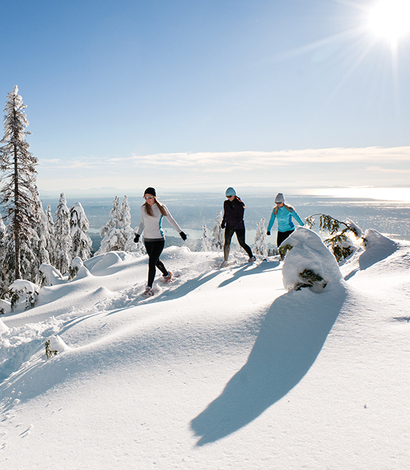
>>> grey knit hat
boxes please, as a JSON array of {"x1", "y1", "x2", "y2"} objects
[{"x1": 275, "y1": 192, "x2": 285, "y2": 203}]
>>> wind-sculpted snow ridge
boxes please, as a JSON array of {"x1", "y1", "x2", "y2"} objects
[{"x1": 1, "y1": 237, "x2": 410, "y2": 470}]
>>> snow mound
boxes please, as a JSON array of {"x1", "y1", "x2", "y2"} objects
[
  {"x1": 359, "y1": 229, "x2": 397, "y2": 270},
  {"x1": 282, "y1": 227, "x2": 342, "y2": 292},
  {"x1": 85, "y1": 251, "x2": 127, "y2": 275}
]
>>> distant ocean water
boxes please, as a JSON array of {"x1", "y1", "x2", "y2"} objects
[{"x1": 41, "y1": 193, "x2": 410, "y2": 253}]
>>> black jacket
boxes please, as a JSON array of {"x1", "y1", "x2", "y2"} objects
[{"x1": 221, "y1": 197, "x2": 246, "y2": 230}]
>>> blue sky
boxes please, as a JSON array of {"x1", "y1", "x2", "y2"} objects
[{"x1": 2, "y1": 0, "x2": 410, "y2": 197}]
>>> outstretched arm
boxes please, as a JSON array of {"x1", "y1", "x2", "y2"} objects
[
  {"x1": 267, "y1": 210, "x2": 276, "y2": 232},
  {"x1": 292, "y1": 210, "x2": 305, "y2": 226}
]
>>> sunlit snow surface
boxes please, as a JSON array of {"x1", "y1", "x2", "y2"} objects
[{"x1": 1, "y1": 231, "x2": 410, "y2": 469}]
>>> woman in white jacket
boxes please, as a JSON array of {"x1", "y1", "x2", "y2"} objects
[{"x1": 134, "y1": 187, "x2": 187, "y2": 297}]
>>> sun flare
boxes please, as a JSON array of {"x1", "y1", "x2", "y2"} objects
[{"x1": 368, "y1": 0, "x2": 410, "y2": 44}]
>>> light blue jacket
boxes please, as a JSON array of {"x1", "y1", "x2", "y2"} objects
[{"x1": 267, "y1": 205, "x2": 304, "y2": 233}]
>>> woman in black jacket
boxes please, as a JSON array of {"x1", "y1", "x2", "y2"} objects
[{"x1": 221, "y1": 187, "x2": 255, "y2": 266}]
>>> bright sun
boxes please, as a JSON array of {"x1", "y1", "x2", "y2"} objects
[{"x1": 368, "y1": 0, "x2": 410, "y2": 44}]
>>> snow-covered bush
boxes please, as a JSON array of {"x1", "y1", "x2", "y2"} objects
[
  {"x1": 4, "y1": 280, "x2": 40, "y2": 311},
  {"x1": 68, "y1": 257, "x2": 90, "y2": 280},
  {"x1": 305, "y1": 214, "x2": 363, "y2": 263},
  {"x1": 39, "y1": 263, "x2": 63, "y2": 286},
  {"x1": 45, "y1": 335, "x2": 70, "y2": 359},
  {"x1": 281, "y1": 227, "x2": 342, "y2": 293}
]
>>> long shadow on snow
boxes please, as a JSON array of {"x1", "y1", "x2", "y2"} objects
[
  {"x1": 217, "y1": 260, "x2": 281, "y2": 289},
  {"x1": 191, "y1": 283, "x2": 347, "y2": 446},
  {"x1": 153, "y1": 260, "x2": 281, "y2": 303}
]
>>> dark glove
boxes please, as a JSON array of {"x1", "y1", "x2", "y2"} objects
[
  {"x1": 134, "y1": 234, "x2": 140, "y2": 243},
  {"x1": 266, "y1": 231, "x2": 270, "y2": 236},
  {"x1": 180, "y1": 231, "x2": 187, "y2": 241},
  {"x1": 221, "y1": 223, "x2": 226, "y2": 229}
]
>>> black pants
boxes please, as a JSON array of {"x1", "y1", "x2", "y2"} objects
[
  {"x1": 277, "y1": 230, "x2": 294, "y2": 247},
  {"x1": 224, "y1": 226, "x2": 253, "y2": 261},
  {"x1": 144, "y1": 239, "x2": 168, "y2": 287}
]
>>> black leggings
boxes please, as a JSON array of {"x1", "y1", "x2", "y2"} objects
[
  {"x1": 144, "y1": 240, "x2": 168, "y2": 287},
  {"x1": 277, "y1": 230, "x2": 294, "y2": 247},
  {"x1": 224, "y1": 226, "x2": 253, "y2": 261}
]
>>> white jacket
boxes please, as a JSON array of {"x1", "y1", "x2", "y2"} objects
[{"x1": 136, "y1": 203, "x2": 182, "y2": 240}]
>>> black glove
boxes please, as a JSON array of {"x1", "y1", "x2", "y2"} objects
[
  {"x1": 134, "y1": 234, "x2": 140, "y2": 243},
  {"x1": 266, "y1": 231, "x2": 270, "y2": 236},
  {"x1": 180, "y1": 231, "x2": 187, "y2": 241},
  {"x1": 221, "y1": 223, "x2": 226, "y2": 229}
]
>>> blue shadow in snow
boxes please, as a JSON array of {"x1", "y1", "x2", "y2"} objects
[
  {"x1": 344, "y1": 238, "x2": 398, "y2": 281},
  {"x1": 217, "y1": 260, "x2": 281, "y2": 289},
  {"x1": 190, "y1": 284, "x2": 347, "y2": 446}
]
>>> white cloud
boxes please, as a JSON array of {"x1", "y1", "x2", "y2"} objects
[{"x1": 37, "y1": 146, "x2": 410, "y2": 193}]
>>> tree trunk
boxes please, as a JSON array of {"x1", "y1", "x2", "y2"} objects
[{"x1": 13, "y1": 142, "x2": 21, "y2": 280}]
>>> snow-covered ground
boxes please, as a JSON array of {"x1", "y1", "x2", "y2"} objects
[{"x1": 1, "y1": 228, "x2": 409, "y2": 469}]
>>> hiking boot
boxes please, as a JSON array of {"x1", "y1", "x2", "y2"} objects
[{"x1": 142, "y1": 286, "x2": 155, "y2": 297}]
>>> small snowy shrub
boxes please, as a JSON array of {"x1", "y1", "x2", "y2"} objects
[
  {"x1": 294, "y1": 269, "x2": 327, "y2": 293},
  {"x1": 68, "y1": 257, "x2": 89, "y2": 280},
  {"x1": 39, "y1": 263, "x2": 63, "y2": 286},
  {"x1": 45, "y1": 339, "x2": 58, "y2": 359},
  {"x1": 45, "y1": 335, "x2": 70, "y2": 359},
  {"x1": 5, "y1": 280, "x2": 40, "y2": 311},
  {"x1": 281, "y1": 227, "x2": 342, "y2": 293},
  {"x1": 305, "y1": 214, "x2": 363, "y2": 263}
]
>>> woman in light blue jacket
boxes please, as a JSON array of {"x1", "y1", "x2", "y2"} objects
[{"x1": 267, "y1": 193, "x2": 304, "y2": 258}]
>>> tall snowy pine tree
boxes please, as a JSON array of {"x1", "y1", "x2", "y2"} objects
[
  {"x1": 0, "y1": 85, "x2": 38, "y2": 282},
  {"x1": 54, "y1": 193, "x2": 71, "y2": 275}
]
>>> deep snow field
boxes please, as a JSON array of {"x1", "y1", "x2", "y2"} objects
[{"x1": 1, "y1": 227, "x2": 409, "y2": 469}]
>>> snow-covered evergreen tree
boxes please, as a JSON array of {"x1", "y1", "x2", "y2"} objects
[
  {"x1": 70, "y1": 202, "x2": 93, "y2": 261},
  {"x1": 210, "y1": 210, "x2": 224, "y2": 251},
  {"x1": 96, "y1": 196, "x2": 124, "y2": 254},
  {"x1": 121, "y1": 196, "x2": 140, "y2": 253},
  {"x1": 200, "y1": 224, "x2": 211, "y2": 251},
  {"x1": 54, "y1": 193, "x2": 71, "y2": 275},
  {"x1": 254, "y1": 218, "x2": 268, "y2": 258},
  {"x1": 0, "y1": 85, "x2": 38, "y2": 281},
  {"x1": 97, "y1": 196, "x2": 141, "y2": 254},
  {"x1": 46, "y1": 203, "x2": 56, "y2": 266},
  {"x1": 32, "y1": 188, "x2": 50, "y2": 267}
]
